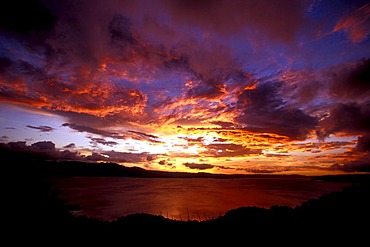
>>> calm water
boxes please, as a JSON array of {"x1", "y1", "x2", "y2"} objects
[{"x1": 51, "y1": 177, "x2": 348, "y2": 221}]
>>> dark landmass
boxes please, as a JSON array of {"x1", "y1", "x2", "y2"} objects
[
  {"x1": 37, "y1": 160, "x2": 307, "y2": 178},
  {"x1": 1, "y1": 142, "x2": 304, "y2": 178},
  {"x1": 3, "y1": 146, "x2": 370, "y2": 245},
  {"x1": 0, "y1": 142, "x2": 307, "y2": 179}
]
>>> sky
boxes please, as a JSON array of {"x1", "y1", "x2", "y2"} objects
[{"x1": 0, "y1": 0, "x2": 369, "y2": 175}]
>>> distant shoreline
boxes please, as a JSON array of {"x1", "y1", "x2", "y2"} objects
[
  {"x1": 8, "y1": 158, "x2": 370, "y2": 180},
  {"x1": 37, "y1": 160, "x2": 309, "y2": 178}
]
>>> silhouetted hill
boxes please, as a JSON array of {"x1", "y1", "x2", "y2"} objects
[
  {"x1": 0, "y1": 142, "x2": 306, "y2": 179},
  {"x1": 37, "y1": 160, "x2": 306, "y2": 178}
]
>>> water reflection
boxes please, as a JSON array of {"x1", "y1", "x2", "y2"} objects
[{"x1": 51, "y1": 177, "x2": 347, "y2": 221}]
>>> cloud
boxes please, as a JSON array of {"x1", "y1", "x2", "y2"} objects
[
  {"x1": 0, "y1": 0, "x2": 56, "y2": 35},
  {"x1": 0, "y1": 135, "x2": 8, "y2": 141},
  {"x1": 62, "y1": 123, "x2": 125, "y2": 139},
  {"x1": 89, "y1": 137, "x2": 119, "y2": 147},
  {"x1": 101, "y1": 150, "x2": 155, "y2": 163},
  {"x1": 236, "y1": 82, "x2": 317, "y2": 140},
  {"x1": 26, "y1": 125, "x2": 55, "y2": 132},
  {"x1": 186, "y1": 79, "x2": 225, "y2": 100},
  {"x1": 333, "y1": 3, "x2": 370, "y2": 43},
  {"x1": 357, "y1": 134, "x2": 370, "y2": 152},
  {"x1": 183, "y1": 162, "x2": 214, "y2": 170},
  {"x1": 0, "y1": 69, "x2": 148, "y2": 120},
  {"x1": 163, "y1": 0, "x2": 306, "y2": 43},
  {"x1": 127, "y1": 130, "x2": 162, "y2": 143},
  {"x1": 62, "y1": 124, "x2": 162, "y2": 144},
  {"x1": 201, "y1": 143, "x2": 262, "y2": 157},
  {"x1": 292, "y1": 140, "x2": 355, "y2": 151},
  {"x1": 31, "y1": 79, "x2": 147, "y2": 118},
  {"x1": 329, "y1": 157, "x2": 370, "y2": 173},
  {"x1": 128, "y1": 130, "x2": 158, "y2": 139},
  {"x1": 31, "y1": 141, "x2": 55, "y2": 151},
  {"x1": 158, "y1": 159, "x2": 172, "y2": 166},
  {"x1": 0, "y1": 140, "x2": 81, "y2": 161},
  {"x1": 327, "y1": 58, "x2": 370, "y2": 100},
  {"x1": 63, "y1": 143, "x2": 76, "y2": 149},
  {"x1": 0, "y1": 140, "x2": 153, "y2": 164},
  {"x1": 0, "y1": 0, "x2": 309, "y2": 132},
  {"x1": 264, "y1": 153, "x2": 290, "y2": 158},
  {"x1": 0, "y1": 0, "x2": 368, "y2": 177},
  {"x1": 242, "y1": 168, "x2": 277, "y2": 174},
  {"x1": 316, "y1": 102, "x2": 370, "y2": 139}
]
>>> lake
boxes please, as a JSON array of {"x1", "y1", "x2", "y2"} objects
[{"x1": 51, "y1": 176, "x2": 348, "y2": 221}]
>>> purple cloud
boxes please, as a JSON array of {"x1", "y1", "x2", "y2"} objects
[
  {"x1": 317, "y1": 102, "x2": 370, "y2": 139},
  {"x1": 236, "y1": 82, "x2": 317, "y2": 140}
]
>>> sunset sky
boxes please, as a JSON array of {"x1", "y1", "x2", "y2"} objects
[{"x1": 1, "y1": 0, "x2": 369, "y2": 175}]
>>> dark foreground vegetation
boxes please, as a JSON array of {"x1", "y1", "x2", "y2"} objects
[{"x1": 3, "y1": 148, "x2": 370, "y2": 245}]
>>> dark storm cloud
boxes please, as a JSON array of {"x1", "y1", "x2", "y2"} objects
[
  {"x1": 26, "y1": 125, "x2": 54, "y2": 132},
  {"x1": 357, "y1": 134, "x2": 370, "y2": 152},
  {"x1": 0, "y1": 141, "x2": 81, "y2": 161},
  {"x1": 0, "y1": 55, "x2": 44, "y2": 84},
  {"x1": 63, "y1": 143, "x2": 76, "y2": 149},
  {"x1": 108, "y1": 14, "x2": 136, "y2": 46},
  {"x1": 163, "y1": 0, "x2": 306, "y2": 43},
  {"x1": 0, "y1": 57, "x2": 13, "y2": 74},
  {"x1": 0, "y1": 0, "x2": 56, "y2": 34},
  {"x1": 329, "y1": 157, "x2": 370, "y2": 173},
  {"x1": 327, "y1": 58, "x2": 370, "y2": 100},
  {"x1": 183, "y1": 162, "x2": 214, "y2": 170},
  {"x1": 236, "y1": 82, "x2": 318, "y2": 140},
  {"x1": 186, "y1": 78, "x2": 226, "y2": 100},
  {"x1": 317, "y1": 102, "x2": 370, "y2": 139},
  {"x1": 31, "y1": 141, "x2": 55, "y2": 151},
  {"x1": 0, "y1": 140, "x2": 154, "y2": 164},
  {"x1": 0, "y1": 0, "x2": 310, "y2": 128}
]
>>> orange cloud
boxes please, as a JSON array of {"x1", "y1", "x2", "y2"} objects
[{"x1": 1, "y1": 77, "x2": 147, "y2": 119}]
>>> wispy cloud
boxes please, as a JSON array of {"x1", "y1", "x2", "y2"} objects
[
  {"x1": 333, "y1": 3, "x2": 370, "y2": 43},
  {"x1": 62, "y1": 123, "x2": 125, "y2": 139},
  {"x1": 26, "y1": 125, "x2": 54, "y2": 132}
]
